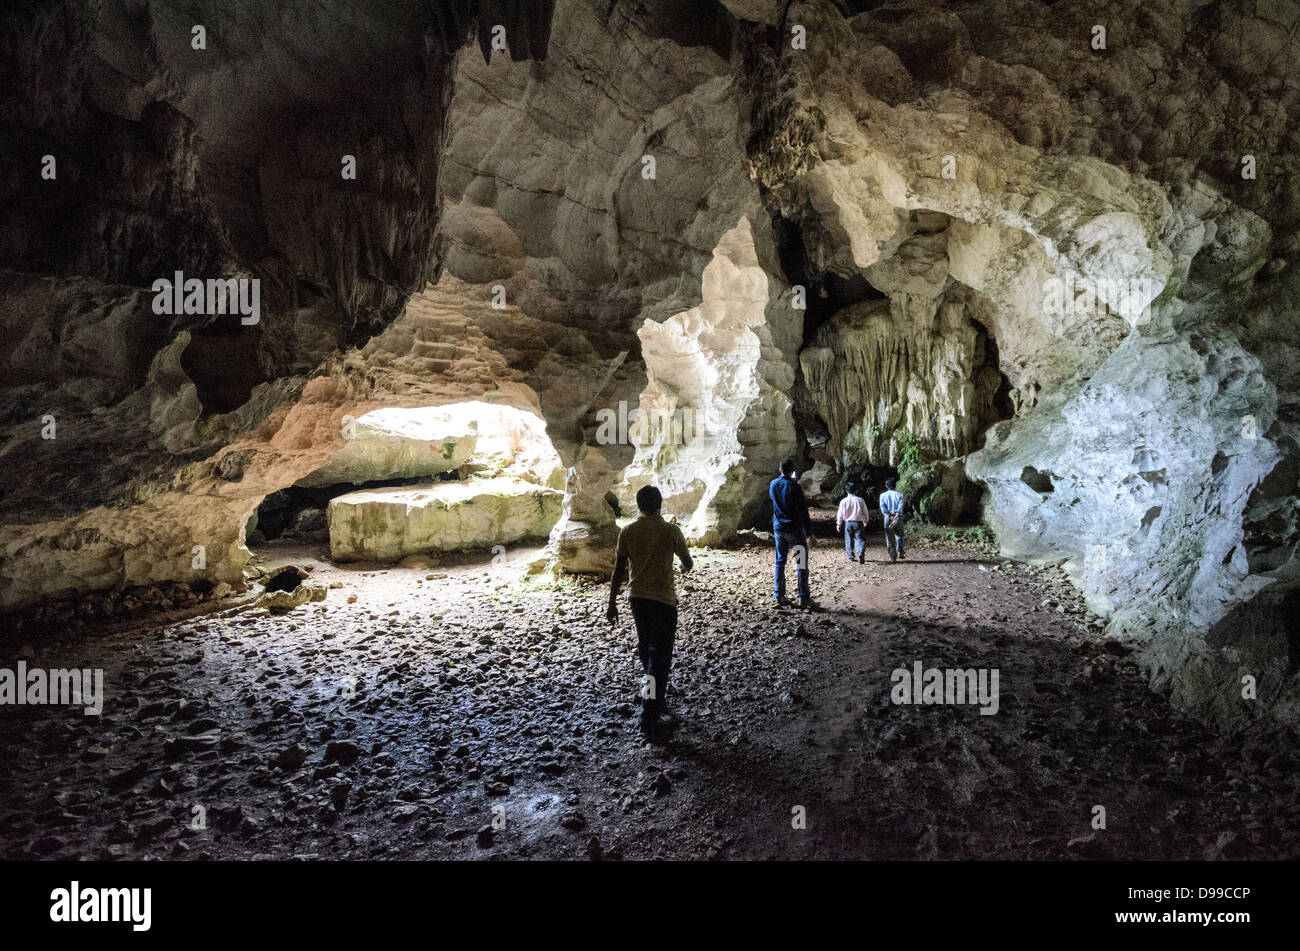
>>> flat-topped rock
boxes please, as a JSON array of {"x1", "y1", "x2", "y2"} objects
[{"x1": 328, "y1": 478, "x2": 562, "y2": 562}]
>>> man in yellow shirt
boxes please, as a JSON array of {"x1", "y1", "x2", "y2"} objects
[{"x1": 607, "y1": 485, "x2": 693, "y2": 742}]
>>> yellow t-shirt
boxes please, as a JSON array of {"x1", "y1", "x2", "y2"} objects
[{"x1": 615, "y1": 514, "x2": 690, "y2": 607}]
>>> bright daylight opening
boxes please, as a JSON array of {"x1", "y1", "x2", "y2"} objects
[{"x1": 246, "y1": 402, "x2": 564, "y2": 582}]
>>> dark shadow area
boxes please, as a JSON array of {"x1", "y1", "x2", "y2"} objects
[
  {"x1": 181, "y1": 326, "x2": 268, "y2": 415},
  {"x1": 971, "y1": 317, "x2": 1016, "y2": 444},
  {"x1": 263, "y1": 566, "x2": 308, "y2": 593},
  {"x1": 248, "y1": 472, "x2": 462, "y2": 545},
  {"x1": 618, "y1": 0, "x2": 736, "y2": 59},
  {"x1": 1020, "y1": 466, "x2": 1055, "y2": 494},
  {"x1": 769, "y1": 210, "x2": 888, "y2": 348}
]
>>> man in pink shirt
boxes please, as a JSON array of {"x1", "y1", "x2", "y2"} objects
[{"x1": 836, "y1": 483, "x2": 871, "y2": 564}]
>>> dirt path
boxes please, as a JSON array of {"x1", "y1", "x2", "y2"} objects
[{"x1": 1, "y1": 529, "x2": 1297, "y2": 861}]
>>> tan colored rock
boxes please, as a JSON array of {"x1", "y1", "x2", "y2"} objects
[
  {"x1": 298, "y1": 408, "x2": 476, "y2": 487},
  {"x1": 717, "y1": 1, "x2": 782, "y2": 26},
  {"x1": 799, "y1": 287, "x2": 1006, "y2": 466},
  {"x1": 257, "y1": 583, "x2": 327, "y2": 613},
  {"x1": 328, "y1": 477, "x2": 562, "y2": 562},
  {"x1": 298, "y1": 401, "x2": 562, "y2": 489}
]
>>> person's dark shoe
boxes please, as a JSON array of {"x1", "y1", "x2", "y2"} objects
[
  {"x1": 898, "y1": 552, "x2": 905, "y2": 560},
  {"x1": 639, "y1": 713, "x2": 678, "y2": 743},
  {"x1": 889, "y1": 551, "x2": 897, "y2": 562},
  {"x1": 775, "y1": 596, "x2": 792, "y2": 609},
  {"x1": 857, "y1": 555, "x2": 865, "y2": 564},
  {"x1": 797, "y1": 599, "x2": 817, "y2": 611}
]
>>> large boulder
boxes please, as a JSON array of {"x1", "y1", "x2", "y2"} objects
[
  {"x1": 328, "y1": 477, "x2": 562, "y2": 562},
  {"x1": 297, "y1": 408, "x2": 477, "y2": 488}
]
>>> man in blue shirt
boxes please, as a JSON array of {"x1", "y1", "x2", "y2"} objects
[
  {"x1": 770, "y1": 458, "x2": 814, "y2": 608},
  {"x1": 879, "y1": 477, "x2": 905, "y2": 562}
]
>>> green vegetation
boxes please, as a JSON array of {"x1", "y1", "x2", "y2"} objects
[
  {"x1": 512, "y1": 574, "x2": 578, "y2": 595},
  {"x1": 896, "y1": 429, "x2": 924, "y2": 485},
  {"x1": 907, "y1": 522, "x2": 995, "y2": 545},
  {"x1": 943, "y1": 525, "x2": 994, "y2": 545},
  {"x1": 895, "y1": 429, "x2": 941, "y2": 521}
]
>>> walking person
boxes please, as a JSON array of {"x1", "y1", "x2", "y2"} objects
[
  {"x1": 770, "y1": 458, "x2": 816, "y2": 609},
  {"x1": 607, "y1": 486, "x2": 693, "y2": 742},
  {"x1": 880, "y1": 477, "x2": 905, "y2": 562},
  {"x1": 836, "y1": 482, "x2": 870, "y2": 564}
]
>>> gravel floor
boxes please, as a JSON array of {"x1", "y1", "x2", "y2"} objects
[{"x1": 2, "y1": 526, "x2": 1297, "y2": 861}]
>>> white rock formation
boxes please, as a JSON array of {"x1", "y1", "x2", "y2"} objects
[
  {"x1": 298, "y1": 402, "x2": 563, "y2": 489},
  {"x1": 799, "y1": 287, "x2": 1005, "y2": 466},
  {"x1": 798, "y1": 460, "x2": 836, "y2": 502},
  {"x1": 297, "y1": 408, "x2": 476, "y2": 487},
  {"x1": 619, "y1": 216, "x2": 799, "y2": 544},
  {"x1": 749, "y1": 0, "x2": 1299, "y2": 728}
]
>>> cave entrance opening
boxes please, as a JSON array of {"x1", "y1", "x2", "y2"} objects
[
  {"x1": 789, "y1": 410, "x2": 898, "y2": 530},
  {"x1": 244, "y1": 401, "x2": 565, "y2": 582}
]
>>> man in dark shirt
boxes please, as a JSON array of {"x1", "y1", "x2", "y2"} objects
[{"x1": 769, "y1": 458, "x2": 815, "y2": 609}]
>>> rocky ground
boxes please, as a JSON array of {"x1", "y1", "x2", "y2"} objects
[{"x1": 2, "y1": 518, "x2": 1298, "y2": 861}]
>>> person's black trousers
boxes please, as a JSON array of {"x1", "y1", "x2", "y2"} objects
[{"x1": 630, "y1": 596, "x2": 677, "y2": 725}]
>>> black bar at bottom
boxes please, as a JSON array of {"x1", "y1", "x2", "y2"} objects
[{"x1": 4, "y1": 859, "x2": 1286, "y2": 939}]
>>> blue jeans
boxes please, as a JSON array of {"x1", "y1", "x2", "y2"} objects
[
  {"x1": 884, "y1": 515, "x2": 904, "y2": 558},
  {"x1": 842, "y1": 520, "x2": 865, "y2": 561},
  {"x1": 774, "y1": 528, "x2": 810, "y2": 603}
]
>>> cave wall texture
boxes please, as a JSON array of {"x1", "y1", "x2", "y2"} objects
[{"x1": 1, "y1": 0, "x2": 1297, "y2": 732}]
